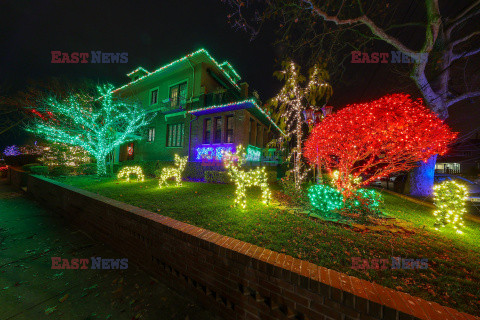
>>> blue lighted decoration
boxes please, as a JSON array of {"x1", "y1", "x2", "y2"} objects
[
  {"x1": 196, "y1": 145, "x2": 235, "y2": 161},
  {"x1": 246, "y1": 145, "x2": 261, "y2": 162},
  {"x1": 3, "y1": 145, "x2": 21, "y2": 156}
]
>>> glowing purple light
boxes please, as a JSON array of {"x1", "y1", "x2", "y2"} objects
[
  {"x1": 3, "y1": 145, "x2": 21, "y2": 156},
  {"x1": 196, "y1": 144, "x2": 235, "y2": 161}
]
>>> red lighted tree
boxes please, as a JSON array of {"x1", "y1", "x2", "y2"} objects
[{"x1": 304, "y1": 94, "x2": 457, "y2": 196}]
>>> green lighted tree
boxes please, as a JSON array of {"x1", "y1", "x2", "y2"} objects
[{"x1": 27, "y1": 84, "x2": 153, "y2": 176}]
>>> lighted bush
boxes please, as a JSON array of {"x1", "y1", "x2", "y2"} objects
[
  {"x1": 308, "y1": 184, "x2": 343, "y2": 213},
  {"x1": 343, "y1": 188, "x2": 383, "y2": 219},
  {"x1": 308, "y1": 184, "x2": 383, "y2": 221},
  {"x1": 433, "y1": 180, "x2": 467, "y2": 233}
]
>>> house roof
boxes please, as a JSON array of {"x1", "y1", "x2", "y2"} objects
[
  {"x1": 187, "y1": 99, "x2": 286, "y2": 136},
  {"x1": 114, "y1": 49, "x2": 241, "y2": 94}
]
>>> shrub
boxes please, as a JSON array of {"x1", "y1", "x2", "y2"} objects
[
  {"x1": 30, "y1": 166, "x2": 49, "y2": 175},
  {"x1": 22, "y1": 163, "x2": 42, "y2": 172},
  {"x1": 49, "y1": 165, "x2": 72, "y2": 177},
  {"x1": 308, "y1": 184, "x2": 343, "y2": 214},
  {"x1": 433, "y1": 180, "x2": 467, "y2": 233},
  {"x1": 343, "y1": 189, "x2": 383, "y2": 220},
  {"x1": 205, "y1": 171, "x2": 231, "y2": 184},
  {"x1": 266, "y1": 171, "x2": 277, "y2": 184},
  {"x1": 79, "y1": 163, "x2": 97, "y2": 175},
  {"x1": 279, "y1": 173, "x2": 309, "y2": 205}
]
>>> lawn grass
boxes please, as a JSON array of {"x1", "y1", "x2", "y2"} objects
[{"x1": 59, "y1": 176, "x2": 480, "y2": 315}]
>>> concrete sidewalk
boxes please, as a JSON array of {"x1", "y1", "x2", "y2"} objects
[{"x1": 0, "y1": 179, "x2": 217, "y2": 320}]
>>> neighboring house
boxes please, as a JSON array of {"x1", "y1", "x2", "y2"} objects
[
  {"x1": 112, "y1": 49, "x2": 283, "y2": 165},
  {"x1": 436, "y1": 134, "x2": 480, "y2": 175}
]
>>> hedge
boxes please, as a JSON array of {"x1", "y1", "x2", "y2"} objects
[{"x1": 29, "y1": 166, "x2": 49, "y2": 176}]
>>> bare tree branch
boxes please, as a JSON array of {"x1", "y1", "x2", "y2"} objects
[
  {"x1": 446, "y1": 0, "x2": 480, "y2": 32},
  {"x1": 447, "y1": 91, "x2": 480, "y2": 107},
  {"x1": 451, "y1": 31, "x2": 480, "y2": 47},
  {"x1": 299, "y1": 0, "x2": 418, "y2": 58},
  {"x1": 452, "y1": 47, "x2": 480, "y2": 61}
]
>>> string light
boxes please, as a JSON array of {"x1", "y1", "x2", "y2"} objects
[
  {"x1": 27, "y1": 84, "x2": 153, "y2": 176},
  {"x1": 196, "y1": 145, "x2": 234, "y2": 161},
  {"x1": 246, "y1": 145, "x2": 261, "y2": 161},
  {"x1": 433, "y1": 180, "x2": 468, "y2": 234},
  {"x1": 272, "y1": 61, "x2": 331, "y2": 190},
  {"x1": 112, "y1": 49, "x2": 240, "y2": 94},
  {"x1": 304, "y1": 93, "x2": 457, "y2": 197},
  {"x1": 308, "y1": 184, "x2": 343, "y2": 213},
  {"x1": 159, "y1": 154, "x2": 188, "y2": 187},
  {"x1": 187, "y1": 99, "x2": 285, "y2": 135},
  {"x1": 39, "y1": 142, "x2": 91, "y2": 167},
  {"x1": 3, "y1": 145, "x2": 21, "y2": 156},
  {"x1": 223, "y1": 145, "x2": 271, "y2": 208},
  {"x1": 117, "y1": 166, "x2": 145, "y2": 182}
]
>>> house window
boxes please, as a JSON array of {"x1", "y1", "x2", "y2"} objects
[
  {"x1": 204, "y1": 118, "x2": 211, "y2": 144},
  {"x1": 226, "y1": 115, "x2": 234, "y2": 143},
  {"x1": 170, "y1": 82, "x2": 187, "y2": 108},
  {"x1": 150, "y1": 89, "x2": 158, "y2": 105},
  {"x1": 214, "y1": 117, "x2": 222, "y2": 144},
  {"x1": 147, "y1": 128, "x2": 155, "y2": 142},
  {"x1": 127, "y1": 143, "x2": 134, "y2": 160},
  {"x1": 167, "y1": 123, "x2": 184, "y2": 147}
]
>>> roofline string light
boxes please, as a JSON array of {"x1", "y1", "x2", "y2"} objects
[
  {"x1": 113, "y1": 49, "x2": 240, "y2": 94},
  {"x1": 187, "y1": 99, "x2": 286, "y2": 136}
]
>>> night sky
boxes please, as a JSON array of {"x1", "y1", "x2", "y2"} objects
[{"x1": 1, "y1": 0, "x2": 479, "y2": 149}]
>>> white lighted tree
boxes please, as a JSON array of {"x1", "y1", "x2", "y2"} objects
[
  {"x1": 271, "y1": 61, "x2": 332, "y2": 190},
  {"x1": 27, "y1": 84, "x2": 154, "y2": 176}
]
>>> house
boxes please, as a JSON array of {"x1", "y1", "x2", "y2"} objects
[
  {"x1": 112, "y1": 49, "x2": 284, "y2": 165},
  {"x1": 436, "y1": 134, "x2": 480, "y2": 175}
]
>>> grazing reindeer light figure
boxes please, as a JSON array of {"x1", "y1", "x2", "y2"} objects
[
  {"x1": 158, "y1": 154, "x2": 188, "y2": 188},
  {"x1": 117, "y1": 166, "x2": 145, "y2": 182},
  {"x1": 223, "y1": 145, "x2": 271, "y2": 209}
]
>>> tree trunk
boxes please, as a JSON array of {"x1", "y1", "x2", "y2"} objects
[
  {"x1": 408, "y1": 154, "x2": 437, "y2": 197},
  {"x1": 96, "y1": 155, "x2": 107, "y2": 177}
]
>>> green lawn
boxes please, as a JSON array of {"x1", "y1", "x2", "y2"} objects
[{"x1": 59, "y1": 176, "x2": 480, "y2": 315}]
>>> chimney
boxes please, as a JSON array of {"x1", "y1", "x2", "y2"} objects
[{"x1": 240, "y1": 82, "x2": 249, "y2": 98}]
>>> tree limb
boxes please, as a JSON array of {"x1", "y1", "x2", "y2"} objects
[
  {"x1": 299, "y1": 0, "x2": 418, "y2": 58},
  {"x1": 452, "y1": 47, "x2": 480, "y2": 61},
  {"x1": 447, "y1": 91, "x2": 480, "y2": 107},
  {"x1": 447, "y1": 0, "x2": 480, "y2": 32},
  {"x1": 451, "y1": 31, "x2": 480, "y2": 47}
]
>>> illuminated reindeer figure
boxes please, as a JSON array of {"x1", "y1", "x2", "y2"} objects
[
  {"x1": 158, "y1": 154, "x2": 188, "y2": 188},
  {"x1": 117, "y1": 166, "x2": 145, "y2": 182},
  {"x1": 223, "y1": 145, "x2": 271, "y2": 209}
]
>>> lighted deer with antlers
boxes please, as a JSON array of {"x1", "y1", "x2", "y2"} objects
[
  {"x1": 223, "y1": 145, "x2": 271, "y2": 209},
  {"x1": 158, "y1": 154, "x2": 188, "y2": 188}
]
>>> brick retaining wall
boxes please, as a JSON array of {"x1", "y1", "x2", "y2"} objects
[{"x1": 13, "y1": 169, "x2": 479, "y2": 320}]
